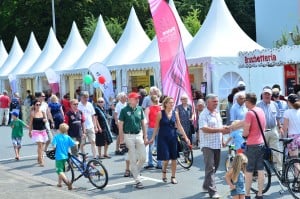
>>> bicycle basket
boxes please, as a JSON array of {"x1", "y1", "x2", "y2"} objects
[{"x1": 46, "y1": 149, "x2": 56, "y2": 160}]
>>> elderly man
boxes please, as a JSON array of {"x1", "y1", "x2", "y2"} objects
[
  {"x1": 257, "y1": 86, "x2": 283, "y2": 170},
  {"x1": 119, "y1": 92, "x2": 147, "y2": 189},
  {"x1": 78, "y1": 91, "x2": 98, "y2": 159},
  {"x1": 0, "y1": 90, "x2": 10, "y2": 125},
  {"x1": 199, "y1": 94, "x2": 230, "y2": 198}
]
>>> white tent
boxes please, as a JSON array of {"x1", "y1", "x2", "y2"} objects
[
  {"x1": 0, "y1": 37, "x2": 23, "y2": 91},
  {"x1": 118, "y1": 0, "x2": 193, "y2": 88},
  {"x1": 18, "y1": 28, "x2": 62, "y2": 78},
  {"x1": 0, "y1": 40, "x2": 8, "y2": 68},
  {"x1": 50, "y1": 22, "x2": 86, "y2": 72},
  {"x1": 185, "y1": 0, "x2": 282, "y2": 99},
  {"x1": 104, "y1": 7, "x2": 151, "y2": 93},
  {"x1": 8, "y1": 32, "x2": 41, "y2": 77},
  {"x1": 59, "y1": 15, "x2": 116, "y2": 75}
]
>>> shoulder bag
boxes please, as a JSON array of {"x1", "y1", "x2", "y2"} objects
[{"x1": 251, "y1": 110, "x2": 272, "y2": 161}]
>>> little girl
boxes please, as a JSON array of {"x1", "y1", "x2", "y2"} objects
[{"x1": 225, "y1": 153, "x2": 248, "y2": 199}]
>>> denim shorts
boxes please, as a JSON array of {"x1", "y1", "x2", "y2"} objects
[
  {"x1": 245, "y1": 144, "x2": 265, "y2": 172},
  {"x1": 12, "y1": 137, "x2": 22, "y2": 147}
]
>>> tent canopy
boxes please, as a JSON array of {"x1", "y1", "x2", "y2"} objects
[
  {"x1": 186, "y1": 0, "x2": 263, "y2": 66},
  {"x1": 0, "y1": 40, "x2": 8, "y2": 68}
]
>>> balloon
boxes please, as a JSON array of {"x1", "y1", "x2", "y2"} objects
[
  {"x1": 98, "y1": 76, "x2": 106, "y2": 84},
  {"x1": 93, "y1": 81, "x2": 100, "y2": 88},
  {"x1": 83, "y1": 74, "x2": 93, "y2": 84}
]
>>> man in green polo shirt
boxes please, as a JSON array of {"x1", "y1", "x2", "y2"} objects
[{"x1": 119, "y1": 92, "x2": 148, "y2": 189}]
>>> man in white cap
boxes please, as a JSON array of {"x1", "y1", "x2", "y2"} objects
[
  {"x1": 233, "y1": 81, "x2": 246, "y2": 104},
  {"x1": 257, "y1": 86, "x2": 282, "y2": 170}
]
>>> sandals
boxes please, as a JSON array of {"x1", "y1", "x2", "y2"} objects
[
  {"x1": 57, "y1": 184, "x2": 62, "y2": 188},
  {"x1": 135, "y1": 182, "x2": 144, "y2": 189},
  {"x1": 124, "y1": 170, "x2": 130, "y2": 177},
  {"x1": 162, "y1": 170, "x2": 167, "y2": 182},
  {"x1": 171, "y1": 176, "x2": 178, "y2": 184}
]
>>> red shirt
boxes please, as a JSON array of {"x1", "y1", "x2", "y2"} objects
[
  {"x1": 0, "y1": 95, "x2": 10, "y2": 108},
  {"x1": 244, "y1": 107, "x2": 266, "y2": 145},
  {"x1": 148, "y1": 105, "x2": 161, "y2": 128},
  {"x1": 61, "y1": 98, "x2": 71, "y2": 113}
]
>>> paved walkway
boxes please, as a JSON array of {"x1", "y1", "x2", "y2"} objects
[{"x1": 0, "y1": 164, "x2": 112, "y2": 199}]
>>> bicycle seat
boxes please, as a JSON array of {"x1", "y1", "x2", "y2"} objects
[{"x1": 279, "y1": 138, "x2": 293, "y2": 145}]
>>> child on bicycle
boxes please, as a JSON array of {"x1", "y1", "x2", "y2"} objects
[
  {"x1": 52, "y1": 123, "x2": 75, "y2": 190},
  {"x1": 225, "y1": 153, "x2": 248, "y2": 199},
  {"x1": 10, "y1": 111, "x2": 29, "y2": 160}
]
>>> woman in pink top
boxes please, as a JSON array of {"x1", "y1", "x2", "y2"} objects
[
  {"x1": 144, "y1": 95, "x2": 162, "y2": 169},
  {"x1": 243, "y1": 93, "x2": 266, "y2": 199}
]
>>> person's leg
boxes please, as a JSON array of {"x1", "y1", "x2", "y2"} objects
[
  {"x1": 37, "y1": 142, "x2": 44, "y2": 166},
  {"x1": 202, "y1": 147, "x2": 217, "y2": 196},
  {"x1": 162, "y1": 160, "x2": 168, "y2": 181},
  {"x1": 170, "y1": 159, "x2": 177, "y2": 184},
  {"x1": 146, "y1": 128, "x2": 154, "y2": 167},
  {"x1": 257, "y1": 170, "x2": 265, "y2": 196},
  {"x1": 124, "y1": 134, "x2": 139, "y2": 180},
  {"x1": 44, "y1": 122, "x2": 52, "y2": 151},
  {"x1": 87, "y1": 128, "x2": 97, "y2": 158},
  {"x1": 97, "y1": 146, "x2": 102, "y2": 158},
  {"x1": 269, "y1": 128, "x2": 281, "y2": 169},
  {"x1": 135, "y1": 133, "x2": 146, "y2": 175},
  {"x1": 244, "y1": 171, "x2": 253, "y2": 196},
  {"x1": 0, "y1": 108, "x2": 4, "y2": 125},
  {"x1": 4, "y1": 108, "x2": 9, "y2": 125},
  {"x1": 104, "y1": 143, "x2": 110, "y2": 157}
]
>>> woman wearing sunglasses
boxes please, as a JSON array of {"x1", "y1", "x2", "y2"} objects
[
  {"x1": 95, "y1": 97, "x2": 113, "y2": 159},
  {"x1": 29, "y1": 100, "x2": 48, "y2": 166}
]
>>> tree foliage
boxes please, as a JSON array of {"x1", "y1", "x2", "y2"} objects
[{"x1": 0, "y1": 0, "x2": 256, "y2": 51}]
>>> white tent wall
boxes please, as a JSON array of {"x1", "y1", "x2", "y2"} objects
[{"x1": 0, "y1": 40, "x2": 8, "y2": 67}]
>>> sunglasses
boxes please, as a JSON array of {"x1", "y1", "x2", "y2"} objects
[
  {"x1": 35, "y1": 104, "x2": 41, "y2": 106},
  {"x1": 41, "y1": 96, "x2": 45, "y2": 97},
  {"x1": 97, "y1": 101, "x2": 104, "y2": 103}
]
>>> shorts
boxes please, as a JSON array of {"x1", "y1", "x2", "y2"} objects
[
  {"x1": 12, "y1": 137, "x2": 22, "y2": 147},
  {"x1": 288, "y1": 134, "x2": 300, "y2": 151},
  {"x1": 55, "y1": 159, "x2": 67, "y2": 174},
  {"x1": 81, "y1": 128, "x2": 96, "y2": 144},
  {"x1": 245, "y1": 144, "x2": 265, "y2": 172},
  {"x1": 31, "y1": 129, "x2": 48, "y2": 143}
]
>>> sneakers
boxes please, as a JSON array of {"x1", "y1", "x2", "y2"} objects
[
  {"x1": 144, "y1": 165, "x2": 154, "y2": 169},
  {"x1": 211, "y1": 193, "x2": 220, "y2": 198},
  {"x1": 115, "y1": 150, "x2": 124, "y2": 155}
]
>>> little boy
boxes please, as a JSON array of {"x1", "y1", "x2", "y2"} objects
[
  {"x1": 52, "y1": 123, "x2": 75, "y2": 190},
  {"x1": 10, "y1": 111, "x2": 29, "y2": 160}
]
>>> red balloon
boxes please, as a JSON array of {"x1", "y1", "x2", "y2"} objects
[{"x1": 98, "y1": 76, "x2": 106, "y2": 84}]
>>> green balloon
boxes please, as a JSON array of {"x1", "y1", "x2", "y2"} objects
[{"x1": 84, "y1": 74, "x2": 93, "y2": 84}]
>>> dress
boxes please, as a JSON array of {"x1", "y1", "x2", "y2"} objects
[
  {"x1": 230, "y1": 172, "x2": 246, "y2": 196},
  {"x1": 48, "y1": 102, "x2": 64, "y2": 129},
  {"x1": 95, "y1": 106, "x2": 113, "y2": 146},
  {"x1": 157, "y1": 110, "x2": 179, "y2": 160}
]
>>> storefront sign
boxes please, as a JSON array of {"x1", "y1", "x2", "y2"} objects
[
  {"x1": 239, "y1": 45, "x2": 300, "y2": 68},
  {"x1": 284, "y1": 64, "x2": 297, "y2": 95}
]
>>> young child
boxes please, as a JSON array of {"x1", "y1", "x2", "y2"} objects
[
  {"x1": 10, "y1": 111, "x2": 29, "y2": 160},
  {"x1": 225, "y1": 153, "x2": 248, "y2": 199},
  {"x1": 52, "y1": 123, "x2": 75, "y2": 190}
]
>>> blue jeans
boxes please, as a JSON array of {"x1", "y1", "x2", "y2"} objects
[{"x1": 147, "y1": 128, "x2": 161, "y2": 167}]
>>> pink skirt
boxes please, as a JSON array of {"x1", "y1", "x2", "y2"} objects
[{"x1": 31, "y1": 130, "x2": 48, "y2": 143}]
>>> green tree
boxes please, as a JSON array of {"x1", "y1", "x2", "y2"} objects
[{"x1": 182, "y1": 8, "x2": 201, "y2": 36}]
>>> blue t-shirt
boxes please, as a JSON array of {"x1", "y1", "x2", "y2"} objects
[
  {"x1": 230, "y1": 130, "x2": 245, "y2": 150},
  {"x1": 52, "y1": 133, "x2": 75, "y2": 160}
]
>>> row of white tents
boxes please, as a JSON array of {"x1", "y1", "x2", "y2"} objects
[{"x1": 0, "y1": 0, "x2": 283, "y2": 100}]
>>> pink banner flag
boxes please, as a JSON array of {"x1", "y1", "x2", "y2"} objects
[{"x1": 148, "y1": 0, "x2": 193, "y2": 106}]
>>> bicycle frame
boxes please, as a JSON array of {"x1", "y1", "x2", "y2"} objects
[{"x1": 68, "y1": 154, "x2": 89, "y2": 181}]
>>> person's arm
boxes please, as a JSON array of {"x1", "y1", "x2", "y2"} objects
[
  {"x1": 46, "y1": 107, "x2": 54, "y2": 128},
  {"x1": 201, "y1": 126, "x2": 228, "y2": 134},
  {"x1": 144, "y1": 107, "x2": 150, "y2": 125},
  {"x1": 282, "y1": 117, "x2": 289, "y2": 137},
  {"x1": 225, "y1": 169, "x2": 236, "y2": 190},
  {"x1": 150, "y1": 111, "x2": 162, "y2": 143},
  {"x1": 175, "y1": 111, "x2": 190, "y2": 144},
  {"x1": 118, "y1": 120, "x2": 124, "y2": 144},
  {"x1": 28, "y1": 111, "x2": 33, "y2": 138}
]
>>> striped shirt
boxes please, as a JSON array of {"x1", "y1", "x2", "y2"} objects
[{"x1": 198, "y1": 107, "x2": 223, "y2": 149}]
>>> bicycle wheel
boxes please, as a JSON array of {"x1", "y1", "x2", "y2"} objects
[
  {"x1": 87, "y1": 159, "x2": 108, "y2": 189},
  {"x1": 65, "y1": 159, "x2": 74, "y2": 183},
  {"x1": 250, "y1": 161, "x2": 271, "y2": 194},
  {"x1": 225, "y1": 156, "x2": 234, "y2": 172},
  {"x1": 285, "y1": 158, "x2": 300, "y2": 199},
  {"x1": 177, "y1": 141, "x2": 193, "y2": 169}
]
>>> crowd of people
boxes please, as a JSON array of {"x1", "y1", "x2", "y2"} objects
[{"x1": 3, "y1": 82, "x2": 300, "y2": 198}]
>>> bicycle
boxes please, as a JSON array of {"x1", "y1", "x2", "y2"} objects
[
  {"x1": 152, "y1": 136, "x2": 193, "y2": 169},
  {"x1": 250, "y1": 137, "x2": 300, "y2": 198},
  {"x1": 65, "y1": 152, "x2": 108, "y2": 189}
]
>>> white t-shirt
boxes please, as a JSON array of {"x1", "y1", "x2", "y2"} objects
[
  {"x1": 283, "y1": 109, "x2": 300, "y2": 135},
  {"x1": 78, "y1": 101, "x2": 96, "y2": 129},
  {"x1": 40, "y1": 101, "x2": 48, "y2": 119},
  {"x1": 115, "y1": 101, "x2": 127, "y2": 119}
]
